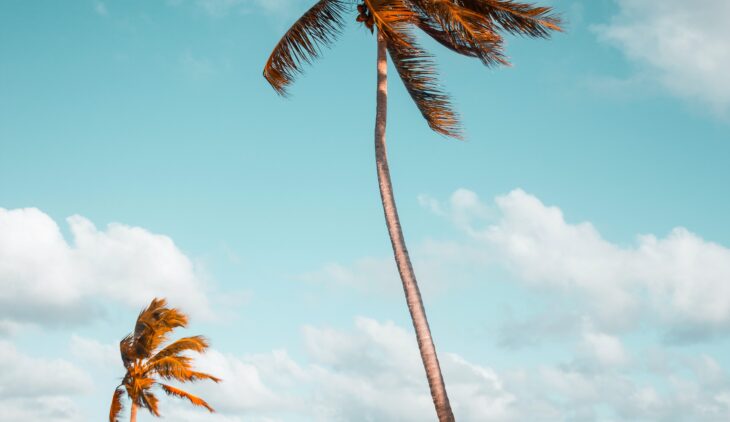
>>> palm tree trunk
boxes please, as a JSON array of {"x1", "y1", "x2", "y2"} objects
[
  {"x1": 129, "y1": 402, "x2": 137, "y2": 422},
  {"x1": 374, "y1": 31, "x2": 455, "y2": 422}
]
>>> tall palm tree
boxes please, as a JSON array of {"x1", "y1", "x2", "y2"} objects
[
  {"x1": 263, "y1": 1, "x2": 560, "y2": 420},
  {"x1": 109, "y1": 298, "x2": 221, "y2": 422}
]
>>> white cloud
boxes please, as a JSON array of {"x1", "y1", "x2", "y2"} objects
[
  {"x1": 0, "y1": 341, "x2": 91, "y2": 421},
  {"x1": 0, "y1": 207, "x2": 212, "y2": 326},
  {"x1": 596, "y1": 0, "x2": 730, "y2": 113},
  {"x1": 128, "y1": 317, "x2": 730, "y2": 421},
  {"x1": 69, "y1": 335, "x2": 118, "y2": 368},
  {"x1": 580, "y1": 327, "x2": 629, "y2": 368},
  {"x1": 181, "y1": 318, "x2": 517, "y2": 421},
  {"x1": 424, "y1": 189, "x2": 730, "y2": 337}
]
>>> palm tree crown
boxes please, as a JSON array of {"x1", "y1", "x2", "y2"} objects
[
  {"x1": 109, "y1": 298, "x2": 221, "y2": 422},
  {"x1": 263, "y1": 0, "x2": 561, "y2": 137}
]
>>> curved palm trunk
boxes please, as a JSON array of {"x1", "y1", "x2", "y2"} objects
[
  {"x1": 129, "y1": 402, "x2": 137, "y2": 422},
  {"x1": 374, "y1": 32, "x2": 455, "y2": 422}
]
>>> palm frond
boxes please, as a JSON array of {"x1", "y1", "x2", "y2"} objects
[
  {"x1": 149, "y1": 336, "x2": 210, "y2": 364},
  {"x1": 413, "y1": 0, "x2": 507, "y2": 66},
  {"x1": 364, "y1": 0, "x2": 416, "y2": 46},
  {"x1": 458, "y1": 0, "x2": 562, "y2": 37},
  {"x1": 148, "y1": 355, "x2": 221, "y2": 383},
  {"x1": 140, "y1": 391, "x2": 160, "y2": 417},
  {"x1": 386, "y1": 31, "x2": 462, "y2": 137},
  {"x1": 120, "y1": 334, "x2": 135, "y2": 368},
  {"x1": 109, "y1": 388, "x2": 124, "y2": 422},
  {"x1": 366, "y1": 0, "x2": 461, "y2": 137},
  {"x1": 160, "y1": 384, "x2": 215, "y2": 412},
  {"x1": 127, "y1": 298, "x2": 188, "y2": 360},
  {"x1": 147, "y1": 355, "x2": 193, "y2": 380},
  {"x1": 189, "y1": 370, "x2": 222, "y2": 383},
  {"x1": 263, "y1": 0, "x2": 348, "y2": 95},
  {"x1": 125, "y1": 374, "x2": 156, "y2": 399}
]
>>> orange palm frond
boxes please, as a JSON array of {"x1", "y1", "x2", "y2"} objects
[
  {"x1": 140, "y1": 391, "x2": 160, "y2": 417},
  {"x1": 125, "y1": 298, "x2": 188, "y2": 361},
  {"x1": 189, "y1": 370, "x2": 222, "y2": 383},
  {"x1": 148, "y1": 355, "x2": 221, "y2": 383},
  {"x1": 366, "y1": 0, "x2": 461, "y2": 137},
  {"x1": 109, "y1": 388, "x2": 124, "y2": 422},
  {"x1": 386, "y1": 31, "x2": 462, "y2": 137},
  {"x1": 149, "y1": 336, "x2": 210, "y2": 363},
  {"x1": 120, "y1": 334, "x2": 135, "y2": 368},
  {"x1": 364, "y1": 0, "x2": 416, "y2": 45},
  {"x1": 160, "y1": 384, "x2": 215, "y2": 412},
  {"x1": 125, "y1": 374, "x2": 156, "y2": 399},
  {"x1": 458, "y1": 0, "x2": 562, "y2": 37},
  {"x1": 263, "y1": 0, "x2": 348, "y2": 95},
  {"x1": 147, "y1": 355, "x2": 194, "y2": 380},
  {"x1": 414, "y1": 0, "x2": 507, "y2": 66}
]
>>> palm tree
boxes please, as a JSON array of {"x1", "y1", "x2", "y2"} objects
[
  {"x1": 263, "y1": 1, "x2": 560, "y2": 420},
  {"x1": 109, "y1": 298, "x2": 221, "y2": 422}
]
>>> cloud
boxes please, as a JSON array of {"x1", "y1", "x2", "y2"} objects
[
  {"x1": 423, "y1": 189, "x2": 730, "y2": 338},
  {"x1": 595, "y1": 0, "x2": 730, "y2": 113},
  {"x1": 180, "y1": 318, "x2": 517, "y2": 421},
  {"x1": 505, "y1": 353, "x2": 730, "y2": 421},
  {"x1": 0, "y1": 341, "x2": 91, "y2": 421},
  {"x1": 69, "y1": 335, "x2": 118, "y2": 368},
  {"x1": 300, "y1": 235, "x2": 489, "y2": 298},
  {"x1": 0, "y1": 207, "x2": 212, "y2": 326},
  {"x1": 180, "y1": 50, "x2": 218, "y2": 80},
  {"x1": 125, "y1": 317, "x2": 730, "y2": 421},
  {"x1": 94, "y1": 1, "x2": 108, "y2": 16},
  {"x1": 194, "y1": 0, "x2": 299, "y2": 18},
  {"x1": 579, "y1": 325, "x2": 630, "y2": 368}
]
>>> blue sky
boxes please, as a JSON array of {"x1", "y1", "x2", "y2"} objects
[{"x1": 1, "y1": 0, "x2": 730, "y2": 420}]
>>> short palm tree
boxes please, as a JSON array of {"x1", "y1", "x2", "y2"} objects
[
  {"x1": 109, "y1": 298, "x2": 221, "y2": 422},
  {"x1": 263, "y1": 1, "x2": 560, "y2": 420}
]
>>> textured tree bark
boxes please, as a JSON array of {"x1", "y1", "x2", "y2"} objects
[
  {"x1": 129, "y1": 402, "x2": 137, "y2": 422},
  {"x1": 374, "y1": 31, "x2": 455, "y2": 422}
]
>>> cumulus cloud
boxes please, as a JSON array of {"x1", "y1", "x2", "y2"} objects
[
  {"x1": 181, "y1": 318, "x2": 517, "y2": 421},
  {"x1": 0, "y1": 207, "x2": 212, "y2": 326},
  {"x1": 505, "y1": 353, "x2": 730, "y2": 421},
  {"x1": 423, "y1": 189, "x2": 730, "y2": 338},
  {"x1": 595, "y1": 0, "x2": 730, "y2": 113},
  {"x1": 0, "y1": 341, "x2": 91, "y2": 421},
  {"x1": 69, "y1": 335, "x2": 118, "y2": 368},
  {"x1": 124, "y1": 317, "x2": 730, "y2": 421}
]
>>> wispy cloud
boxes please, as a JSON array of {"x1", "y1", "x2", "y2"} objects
[
  {"x1": 191, "y1": 0, "x2": 301, "y2": 18},
  {"x1": 594, "y1": 0, "x2": 730, "y2": 115},
  {"x1": 180, "y1": 50, "x2": 218, "y2": 80},
  {"x1": 94, "y1": 1, "x2": 108, "y2": 16}
]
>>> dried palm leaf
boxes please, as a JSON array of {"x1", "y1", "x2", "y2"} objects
[
  {"x1": 160, "y1": 384, "x2": 215, "y2": 412},
  {"x1": 109, "y1": 388, "x2": 124, "y2": 422},
  {"x1": 458, "y1": 0, "x2": 561, "y2": 37},
  {"x1": 263, "y1": 0, "x2": 348, "y2": 95}
]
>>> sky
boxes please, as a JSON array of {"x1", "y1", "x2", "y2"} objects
[{"x1": 1, "y1": 0, "x2": 730, "y2": 420}]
